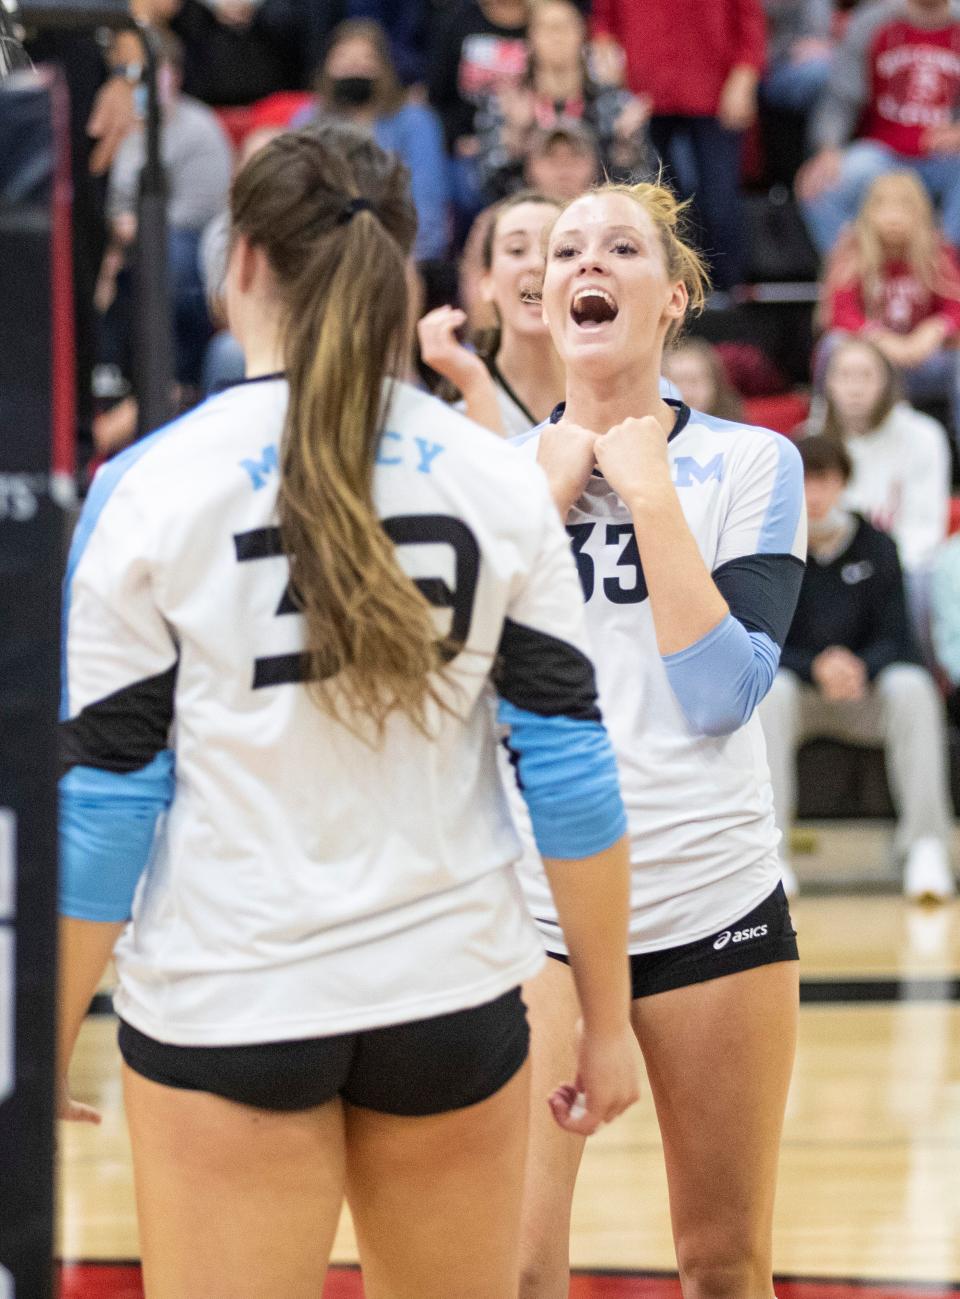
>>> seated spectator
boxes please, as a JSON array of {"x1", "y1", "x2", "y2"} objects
[
  {"x1": 758, "y1": 435, "x2": 956, "y2": 901},
  {"x1": 819, "y1": 170, "x2": 960, "y2": 447},
  {"x1": 522, "y1": 122, "x2": 601, "y2": 202},
  {"x1": 931, "y1": 533, "x2": 960, "y2": 726},
  {"x1": 138, "y1": 0, "x2": 325, "y2": 106},
  {"x1": 797, "y1": 0, "x2": 960, "y2": 255},
  {"x1": 417, "y1": 191, "x2": 564, "y2": 435},
  {"x1": 591, "y1": 0, "x2": 767, "y2": 290},
  {"x1": 811, "y1": 335, "x2": 950, "y2": 615},
  {"x1": 99, "y1": 29, "x2": 232, "y2": 420},
  {"x1": 428, "y1": 0, "x2": 530, "y2": 227},
  {"x1": 472, "y1": 0, "x2": 650, "y2": 202},
  {"x1": 298, "y1": 19, "x2": 450, "y2": 260},
  {"x1": 662, "y1": 337, "x2": 745, "y2": 419}
]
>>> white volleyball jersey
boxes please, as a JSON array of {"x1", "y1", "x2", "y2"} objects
[
  {"x1": 60, "y1": 377, "x2": 623, "y2": 1045},
  {"x1": 510, "y1": 403, "x2": 807, "y2": 953}
]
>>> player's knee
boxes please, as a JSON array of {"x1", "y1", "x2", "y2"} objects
[
  {"x1": 517, "y1": 1258, "x2": 566, "y2": 1299},
  {"x1": 676, "y1": 1238, "x2": 769, "y2": 1299},
  {"x1": 517, "y1": 1237, "x2": 570, "y2": 1299}
]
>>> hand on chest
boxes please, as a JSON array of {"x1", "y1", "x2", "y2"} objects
[{"x1": 567, "y1": 452, "x2": 725, "y2": 607}]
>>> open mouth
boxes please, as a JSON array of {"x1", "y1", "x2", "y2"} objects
[
  {"x1": 519, "y1": 275, "x2": 542, "y2": 307},
  {"x1": 570, "y1": 287, "x2": 619, "y2": 329}
]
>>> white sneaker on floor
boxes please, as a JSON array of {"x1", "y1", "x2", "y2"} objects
[
  {"x1": 779, "y1": 858, "x2": 799, "y2": 899},
  {"x1": 903, "y1": 837, "x2": 956, "y2": 904}
]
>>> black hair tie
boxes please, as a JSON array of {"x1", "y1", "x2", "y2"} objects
[{"x1": 337, "y1": 197, "x2": 373, "y2": 225}]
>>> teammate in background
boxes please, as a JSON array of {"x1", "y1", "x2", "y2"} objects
[
  {"x1": 512, "y1": 182, "x2": 806, "y2": 1299},
  {"x1": 57, "y1": 127, "x2": 638, "y2": 1299},
  {"x1": 418, "y1": 190, "x2": 565, "y2": 436}
]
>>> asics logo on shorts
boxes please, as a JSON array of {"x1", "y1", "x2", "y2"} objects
[{"x1": 713, "y1": 923, "x2": 768, "y2": 951}]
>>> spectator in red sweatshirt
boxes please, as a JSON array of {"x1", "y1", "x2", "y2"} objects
[
  {"x1": 591, "y1": 0, "x2": 767, "y2": 290},
  {"x1": 797, "y1": 0, "x2": 960, "y2": 254}
]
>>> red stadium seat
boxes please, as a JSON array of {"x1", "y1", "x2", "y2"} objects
[
  {"x1": 215, "y1": 105, "x2": 254, "y2": 152},
  {"x1": 743, "y1": 392, "x2": 810, "y2": 437},
  {"x1": 215, "y1": 93, "x2": 313, "y2": 154}
]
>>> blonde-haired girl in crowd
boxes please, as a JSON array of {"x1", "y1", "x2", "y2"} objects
[
  {"x1": 820, "y1": 169, "x2": 960, "y2": 451},
  {"x1": 511, "y1": 179, "x2": 806, "y2": 1299},
  {"x1": 57, "y1": 125, "x2": 639, "y2": 1299}
]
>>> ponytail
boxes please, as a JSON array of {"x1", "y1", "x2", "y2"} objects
[{"x1": 231, "y1": 126, "x2": 447, "y2": 736}]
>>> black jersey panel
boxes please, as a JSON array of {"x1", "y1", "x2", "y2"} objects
[
  {"x1": 712, "y1": 552, "x2": 805, "y2": 648},
  {"x1": 60, "y1": 662, "x2": 177, "y2": 776},
  {"x1": 493, "y1": 619, "x2": 601, "y2": 722}
]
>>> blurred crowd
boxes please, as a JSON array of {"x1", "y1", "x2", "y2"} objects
[{"x1": 28, "y1": 0, "x2": 960, "y2": 897}]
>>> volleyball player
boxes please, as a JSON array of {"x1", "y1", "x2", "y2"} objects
[
  {"x1": 418, "y1": 191, "x2": 564, "y2": 436},
  {"x1": 56, "y1": 127, "x2": 639, "y2": 1299},
  {"x1": 511, "y1": 182, "x2": 806, "y2": 1299}
]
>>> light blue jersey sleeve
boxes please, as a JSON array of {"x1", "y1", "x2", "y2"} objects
[
  {"x1": 494, "y1": 478, "x2": 626, "y2": 859},
  {"x1": 60, "y1": 425, "x2": 181, "y2": 921},
  {"x1": 663, "y1": 429, "x2": 806, "y2": 737}
]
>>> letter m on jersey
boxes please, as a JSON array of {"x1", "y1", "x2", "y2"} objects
[
  {"x1": 240, "y1": 445, "x2": 279, "y2": 490},
  {"x1": 675, "y1": 454, "x2": 723, "y2": 487}
]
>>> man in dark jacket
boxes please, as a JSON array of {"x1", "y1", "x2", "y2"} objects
[{"x1": 758, "y1": 435, "x2": 955, "y2": 901}]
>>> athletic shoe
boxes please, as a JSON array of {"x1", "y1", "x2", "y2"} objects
[
  {"x1": 779, "y1": 858, "x2": 799, "y2": 899},
  {"x1": 903, "y1": 837, "x2": 956, "y2": 904}
]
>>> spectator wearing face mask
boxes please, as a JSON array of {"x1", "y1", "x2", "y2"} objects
[{"x1": 298, "y1": 19, "x2": 450, "y2": 260}]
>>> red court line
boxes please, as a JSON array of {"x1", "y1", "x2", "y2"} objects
[{"x1": 57, "y1": 1263, "x2": 960, "y2": 1298}]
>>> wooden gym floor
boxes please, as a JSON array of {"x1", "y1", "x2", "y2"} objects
[{"x1": 57, "y1": 824, "x2": 960, "y2": 1297}]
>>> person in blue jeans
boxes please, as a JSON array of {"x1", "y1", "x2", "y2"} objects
[
  {"x1": 760, "y1": 0, "x2": 835, "y2": 120},
  {"x1": 296, "y1": 18, "x2": 451, "y2": 261},
  {"x1": 797, "y1": 0, "x2": 960, "y2": 255}
]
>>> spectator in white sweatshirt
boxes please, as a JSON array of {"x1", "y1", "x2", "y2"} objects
[{"x1": 803, "y1": 333, "x2": 950, "y2": 650}]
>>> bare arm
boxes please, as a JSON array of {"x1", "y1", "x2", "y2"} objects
[
  {"x1": 416, "y1": 306, "x2": 507, "y2": 436},
  {"x1": 541, "y1": 837, "x2": 637, "y2": 1133},
  {"x1": 542, "y1": 836, "x2": 632, "y2": 1039},
  {"x1": 57, "y1": 916, "x2": 126, "y2": 1122},
  {"x1": 595, "y1": 416, "x2": 728, "y2": 655}
]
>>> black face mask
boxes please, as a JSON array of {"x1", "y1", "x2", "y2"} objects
[{"x1": 330, "y1": 76, "x2": 376, "y2": 108}]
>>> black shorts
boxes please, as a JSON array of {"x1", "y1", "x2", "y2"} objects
[
  {"x1": 118, "y1": 987, "x2": 529, "y2": 1116},
  {"x1": 548, "y1": 881, "x2": 798, "y2": 1000}
]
